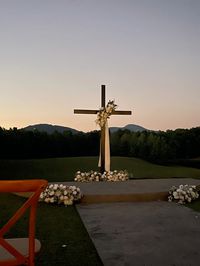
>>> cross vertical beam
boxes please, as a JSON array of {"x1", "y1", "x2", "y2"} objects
[
  {"x1": 100, "y1": 85, "x2": 106, "y2": 173},
  {"x1": 101, "y1": 85, "x2": 105, "y2": 108}
]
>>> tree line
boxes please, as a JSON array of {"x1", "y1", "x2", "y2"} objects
[
  {"x1": 110, "y1": 128, "x2": 200, "y2": 164},
  {"x1": 0, "y1": 127, "x2": 99, "y2": 159},
  {"x1": 0, "y1": 127, "x2": 200, "y2": 164}
]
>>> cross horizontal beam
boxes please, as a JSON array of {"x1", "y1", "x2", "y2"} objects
[
  {"x1": 74, "y1": 109, "x2": 98, "y2": 114},
  {"x1": 74, "y1": 109, "x2": 132, "y2": 115},
  {"x1": 113, "y1": 110, "x2": 132, "y2": 115}
]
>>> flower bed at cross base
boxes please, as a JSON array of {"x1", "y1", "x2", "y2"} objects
[
  {"x1": 40, "y1": 184, "x2": 82, "y2": 206},
  {"x1": 74, "y1": 170, "x2": 129, "y2": 182},
  {"x1": 168, "y1": 184, "x2": 199, "y2": 204}
]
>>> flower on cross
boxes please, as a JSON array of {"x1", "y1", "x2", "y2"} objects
[{"x1": 96, "y1": 100, "x2": 117, "y2": 128}]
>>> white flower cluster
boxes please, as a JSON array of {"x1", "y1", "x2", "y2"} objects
[
  {"x1": 96, "y1": 100, "x2": 117, "y2": 128},
  {"x1": 40, "y1": 184, "x2": 82, "y2": 206},
  {"x1": 168, "y1": 184, "x2": 199, "y2": 204},
  {"x1": 74, "y1": 170, "x2": 129, "y2": 182}
]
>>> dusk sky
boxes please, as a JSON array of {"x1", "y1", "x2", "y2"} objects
[{"x1": 1, "y1": 0, "x2": 200, "y2": 132}]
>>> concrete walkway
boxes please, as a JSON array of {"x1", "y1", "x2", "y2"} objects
[
  {"x1": 77, "y1": 201, "x2": 200, "y2": 266},
  {"x1": 73, "y1": 178, "x2": 200, "y2": 266}
]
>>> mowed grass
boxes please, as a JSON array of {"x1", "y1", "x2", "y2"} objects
[
  {"x1": 1, "y1": 156, "x2": 200, "y2": 182},
  {"x1": 187, "y1": 198, "x2": 200, "y2": 213},
  {"x1": 0, "y1": 193, "x2": 103, "y2": 266}
]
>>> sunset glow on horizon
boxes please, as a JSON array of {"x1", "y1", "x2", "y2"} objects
[{"x1": 0, "y1": 0, "x2": 200, "y2": 132}]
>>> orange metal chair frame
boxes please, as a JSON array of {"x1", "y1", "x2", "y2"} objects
[{"x1": 0, "y1": 179, "x2": 48, "y2": 266}]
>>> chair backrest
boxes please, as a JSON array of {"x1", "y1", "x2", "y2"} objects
[{"x1": 0, "y1": 179, "x2": 48, "y2": 266}]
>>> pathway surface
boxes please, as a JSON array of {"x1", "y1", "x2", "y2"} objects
[
  {"x1": 77, "y1": 201, "x2": 200, "y2": 266},
  {"x1": 72, "y1": 178, "x2": 200, "y2": 266}
]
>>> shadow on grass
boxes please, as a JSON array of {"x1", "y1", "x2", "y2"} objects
[
  {"x1": 186, "y1": 198, "x2": 200, "y2": 213},
  {"x1": 0, "y1": 193, "x2": 103, "y2": 266}
]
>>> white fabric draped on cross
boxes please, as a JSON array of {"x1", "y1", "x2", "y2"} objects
[{"x1": 98, "y1": 121, "x2": 110, "y2": 172}]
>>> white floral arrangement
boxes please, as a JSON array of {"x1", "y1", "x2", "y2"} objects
[
  {"x1": 74, "y1": 170, "x2": 129, "y2": 182},
  {"x1": 40, "y1": 184, "x2": 82, "y2": 206},
  {"x1": 168, "y1": 184, "x2": 199, "y2": 204},
  {"x1": 96, "y1": 100, "x2": 117, "y2": 127}
]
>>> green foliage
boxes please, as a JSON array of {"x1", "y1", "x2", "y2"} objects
[
  {"x1": 0, "y1": 127, "x2": 100, "y2": 159},
  {"x1": 110, "y1": 127, "x2": 200, "y2": 162},
  {"x1": 0, "y1": 126, "x2": 200, "y2": 161}
]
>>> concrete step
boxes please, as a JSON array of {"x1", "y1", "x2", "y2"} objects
[{"x1": 65, "y1": 178, "x2": 200, "y2": 204}]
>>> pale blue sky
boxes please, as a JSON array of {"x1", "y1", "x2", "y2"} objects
[{"x1": 0, "y1": 0, "x2": 200, "y2": 132}]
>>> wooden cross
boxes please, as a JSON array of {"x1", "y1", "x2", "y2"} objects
[{"x1": 74, "y1": 85, "x2": 132, "y2": 173}]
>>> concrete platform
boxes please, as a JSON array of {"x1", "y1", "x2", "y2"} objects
[
  {"x1": 77, "y1": 201, "x2": 200, "y2": 266},
  {"x1": 71, "y1": 178, "x2": 200, "y2": 265},
  {"x1": 66, "y1": 178, "x2": 200, "y2": 203},
  {"x1": 16, "y1": 178, "x2": 200, "y2": 265}
]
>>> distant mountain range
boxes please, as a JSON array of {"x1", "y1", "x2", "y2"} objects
[
  {"x1": 109, "y1": 124, "x2": 149, "y2": 133},
  {"x1": 22, "y1": 124, "x2": 80, "y2": 134},
  {"x1": 22, "y1": 123, "x2": 149, "y2": 134}
]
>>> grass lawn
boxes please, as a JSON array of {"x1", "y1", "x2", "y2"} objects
[
  {"x1": 0, "y1": 193, "x2": 103, "y2": 266},
  {"x1": 0, "y1": 156, "x2": 200, "y2": 182},
  {"x1": 187, "y1": 198, "x2": 200, "y2": 213}
]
